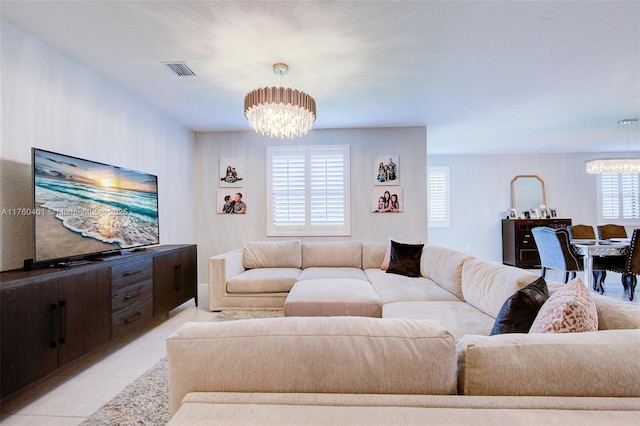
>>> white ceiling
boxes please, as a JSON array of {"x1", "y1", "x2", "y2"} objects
[{"x1": 2, "y1": 0, "x2": 639, "y2": 154}]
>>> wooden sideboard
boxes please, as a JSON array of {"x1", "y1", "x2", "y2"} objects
[
  {"x1": 0, "y1": 244, "x2": 196, "y2": 402},
  {"x1": 502, "y1": 219, "x2": 572, "y2": 268}
]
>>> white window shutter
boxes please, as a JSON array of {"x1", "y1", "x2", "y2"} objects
[
  {"x1": 428, "y1": 166, "x2": 450, "y2": 228},
  {"x1": 621, "y1": 174, "x2": 639, "y2": 219},
  {"x1": 267, "y1": 145, "x2": 350, "y2": 236},
  {"x1": 599, "y1": 173, "x2": 640, "y2": 221}
]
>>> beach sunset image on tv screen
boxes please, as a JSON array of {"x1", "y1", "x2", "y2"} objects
[{"x1": 33, "y1": 149, "x2": 159, "y2": 262}]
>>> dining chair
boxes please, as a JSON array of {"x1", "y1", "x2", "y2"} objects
[
  {"x1": 568, "y1": 224, "x2": 607, "y2": 289},
  {"x1": 597, "y1": 224, "x2": 627, "y2": 240},
  {"x1": 600, "y1": 228, "x2": 640, "y2": 301},
  {"x1": 567, "y1": 225, "x2": 597, "y2": 240},
  {"x1": 531, "y1": 226, "x2": 606, "y2": 285}
]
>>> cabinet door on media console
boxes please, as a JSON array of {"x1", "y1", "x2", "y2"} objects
[
  {"x1": 1, "y1": 279, "x2": 59, "y2": 399},
  {"x1": 57, "y1": 268, "x2": 111, "y2": 367},
  {"x1": 153, "y1": 245, "x2": 197, "y2": 315},
  {"x1": 0, "y1": 267, "x2": 111, "y2": 400}
]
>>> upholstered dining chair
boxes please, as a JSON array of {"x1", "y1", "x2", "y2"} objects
[
  {"x1": 532, "y1": 226, "x2": 606, "y2": 285},
  {"x1": 600, "y1": 228, "x2": 640, "y2": 301},
  {"x1": 597, "y1": 224, "x2": 628, "y2": 240},
  {"x1": 567, "y1": 224, "x2": 597, "y2": 240}
]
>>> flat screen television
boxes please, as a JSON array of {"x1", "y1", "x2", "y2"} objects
[{"x1": 32, "y1": 148, "x2": 159, "y2": 265}]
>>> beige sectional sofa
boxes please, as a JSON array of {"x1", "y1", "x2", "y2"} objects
[{"x1": 168, "y1": 240, "x2": 640, "y2": 424}]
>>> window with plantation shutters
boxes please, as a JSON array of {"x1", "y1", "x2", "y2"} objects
[
  {"x1": 267, "y1": 145, "x2": 350, "y2": 236},
  {"x1": 427, "y1": 166, "x2": 450, "y2": 228},
  {"x1": 599, "y1": 173, "x2": 640, "y2": 222}
]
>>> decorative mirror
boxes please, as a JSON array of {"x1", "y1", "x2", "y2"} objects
[{"x1": 511, "y1": 175, "x2": 546, "y2": 212}]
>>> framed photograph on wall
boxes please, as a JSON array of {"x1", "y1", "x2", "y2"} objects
[
  {"x1": 216, "y1": 190, "x2": 247, "y2": 214},
  {"x1": 374, "y1": 154, "x2": 399, "y2": 186},
  {"x1": 219, "y1": 158, "x2": 244, "y2": 187},
  {"x1": 371, "y1": 187, "x2": 403, "y2": 213}
]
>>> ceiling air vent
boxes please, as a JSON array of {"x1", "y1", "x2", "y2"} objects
[{"x1": 162, "y1": 62, "x2": 197, "y2": 77}]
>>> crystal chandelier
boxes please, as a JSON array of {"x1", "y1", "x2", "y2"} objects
[
  {"x1": 586, "y1": 119, "x2": 640, "y2": 174},
  {"x1": 244, "y1": 63, "x2": 316, "y2": 139}
]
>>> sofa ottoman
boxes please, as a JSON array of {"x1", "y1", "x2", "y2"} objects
[{"x1": 284, "y1": 279, "x2": 382, "y2": 317}]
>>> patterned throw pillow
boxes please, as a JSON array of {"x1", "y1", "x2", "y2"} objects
[
  {"x1": 490, "y1": 277, "x2": 549, "y2": 335},
  {"x1": 529, "y1": 277, "x2": 598, "y2": 333}
]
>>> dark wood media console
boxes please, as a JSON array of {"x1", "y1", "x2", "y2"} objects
[{"x1": 0, "y1": 244, "x2": 197, "y2": 402}]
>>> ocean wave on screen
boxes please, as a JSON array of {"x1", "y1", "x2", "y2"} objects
[
  {"x1": 36, "y1": 178, "x2": 158, "y2": 218},
  {"x1": 36, "y1": 179, "x2": 159, "y2": 247}
]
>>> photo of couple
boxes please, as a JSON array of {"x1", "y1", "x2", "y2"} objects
[
  {"x1": 217, "y1": 191, "x2": 247, "y2": 214},
  {"x1": 371, "y1": 188, "x2": 403, "y2": 213},
  {"x1": 374, "y1": 155, "x2": 399, "y2": 185}
]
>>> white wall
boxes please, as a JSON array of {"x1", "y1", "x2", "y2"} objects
[
  {"x1": 4, "y1": 19, "x2": 635, "y2": 282},
  {"x1": 194, "y1": 127, "x2": 427, "y2": 280},
  {"x1": 427, "y1": 152, "x2": 640, "y2": 262},
  {"x1": 0, "y1": 20, "x2": 196, "y2": 272}
]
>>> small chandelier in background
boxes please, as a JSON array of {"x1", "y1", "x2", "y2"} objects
[
  {"x1": 586, "y1": 119, "x2": 640, "y2": 174},
  {"x1": 244, "y1": 63, "x2": 316, "y2": 139}
]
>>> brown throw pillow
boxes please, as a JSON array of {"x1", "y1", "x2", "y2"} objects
[
  {"x1": 386, "y1": 240, "x2": 424, "y2": 278},
  {"x1": 490, "y1": 277, "x2": 549, "y2": 335},
  {"x1": 529, "y1": 277, "x2": 598, "y2": 333}
]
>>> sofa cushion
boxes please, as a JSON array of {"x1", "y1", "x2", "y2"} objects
[
  {"x1": 362, "y1": 242, "x2": 387, "y2": 269},
  {"x1": 386, "y1": 240, "x2": 424, "y2": 278},
  {"x1": 243, "y1": 240, "x2": 302, "y2": 269},
  {"x1": 593, "y1": 293, "x2": 640, "y2": 330},
  {"x1": 284, "y1": 279, "x2": 382, "y2": 317},
  {"x1": 529, "y1": 277, "x2": 598, "y2": 333},
  {"x1": 368, "y1": 271, "x2": 460, "y2": 304},
  {"x1": 302, "y1": 241, "x2": 362, "y2": 269},
  {"x1": 382, "y1": 301, "x2": 495, "y2": 340},
  {"x1": 167, "y1": 317, "x2": 458, "y2": 413},
  {"x1": 490, "y1": 277, "x2": 549, "y2": 335},
  {"x1": 457, "y1": 329, "x2": 640, "y2": 396},
  {"x1": 169, "y1": 393, "x2": 640, "y2": 425},
  {"x1": 297, "y1": 267, "x2": 368, "y2": 281},
  {"x1": 421, "y1": 246, "x2": 474, "y2": 300},
  {"x1": 461, "y1": 259, "x2": 540, "y2": 318},
  {"x1": 227, "y1": 268, "x2": 301, "y2": 294}
]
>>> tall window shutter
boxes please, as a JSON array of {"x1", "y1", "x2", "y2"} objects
[
  {"x1": 428, "y1": 166, "x2": 450, "y2": 228},
  {"x1": 267, "y1": 145, "x2": 350, "y2": 236},
  {"x1": 600, "y1": 173, "x2": 639, "y2": 221}
]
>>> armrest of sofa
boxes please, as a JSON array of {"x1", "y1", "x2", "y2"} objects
[
  {"x1": 166, "y1": 317, "x2": 457, "y2": 415},
  {"x1": 456, "y1": 329, "x2": 640, "y2": 397},
  {"x1": 208, "y1": 249, "x2": 244, "y2": 311}
]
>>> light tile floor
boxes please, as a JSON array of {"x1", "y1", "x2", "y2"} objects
[{"x1": 1, "y1": 274, "x2": 638, "y2": 425}]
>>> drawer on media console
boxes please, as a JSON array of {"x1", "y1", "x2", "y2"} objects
[
  {"x1": 111, "y1": 285, "x2": 153, "y2": 337},
  {"x1": 111, "y1": 258, "x2": 153, "y2": 289},
  {"x1": 111, "y1": 278, "x2": 153, "y2": 312}
]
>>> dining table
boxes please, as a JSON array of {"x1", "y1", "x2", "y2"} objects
[{"x1": 571, "y1": 239, "x2": 629, "y2": 292}]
